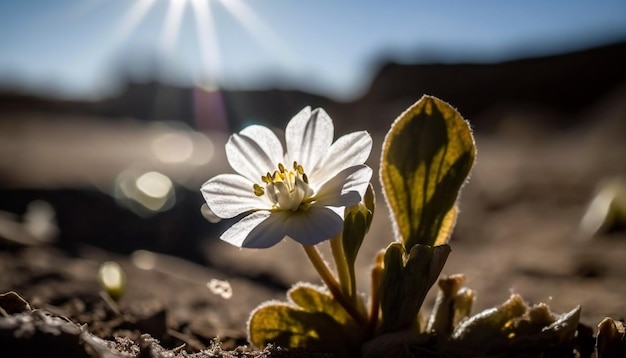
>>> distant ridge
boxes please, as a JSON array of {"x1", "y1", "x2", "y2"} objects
[
  {"x1": 352, "y1": 40, "x2": 626, "y2": 130},
  {"x1": 1, "y1": 40, "x2": 625, "y2": 132}
]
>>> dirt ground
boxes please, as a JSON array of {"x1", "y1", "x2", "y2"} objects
[{"x1": 1, "y1": 90, "x2": 626, "y2": 356}]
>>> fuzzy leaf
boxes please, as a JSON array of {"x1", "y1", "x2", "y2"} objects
[
  {"x1": 452, "y1": 294, "x2": 527, "y2": 338},
  {"x1": 426, "y1": 274, "x2": 471, "y2": 335},
  {"x1": 288, "y1": 283, "x2": 354, "y2": 326},
  {"x1": 380, "y1": 95, "x2": 475, "y2": 248},
  {"x1": 540, "y1": 305, "x2": 581, "y2": 341},
  {"x1": 379, "y1": 242, "x2": 451, "y2": 333},
  {"x1": 248, "y1": 302, "x2": 352, "y2": 356},
  {"x1": 447, "y1": 294, "x2": 528, "y2": 355},
  {"x1": 249, "y1": 284, "x2": 363, "y2": 357},
  {"x1": 597, "y1": 317, "x2": 626, "y2": 358},
  {"x1": 443, "y1": 296, "x2": 584, "y2": 356}
]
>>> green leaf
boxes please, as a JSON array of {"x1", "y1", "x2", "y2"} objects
[
  {"x1": 380, "y1": 95, "x2": 475, "y2": 248},
  {"x1": 287, "y1": 283, "x2": 355, "y2": 327},
  {"x1": 248, "y1": 302, "x2": 351, "y2": 356},
  {"x1": 379, "y1": 242, "x2": 451, "y2": 333},
  {"x1": 447, "y1": 294, "x2": 528, "y2": 355},
  {"x1": 426, "y1": 274, "x2": 472, "y2": 335},
  {"x1": 597, "y1": 317, "x2": 626, "y2": 358},
  {"x1": 447, "y1": 297, "x2": 582, "y2": 356},
  {"x1": 248, "y1": 283, "x2": 363, "y2": 356},
  {"x1": 540, "y1": 305, "x2": 580, "y2": 342}
]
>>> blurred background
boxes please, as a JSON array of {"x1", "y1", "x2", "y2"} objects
[{"x1": 1, "y1": 0, "x2": 626, "y2": 340}]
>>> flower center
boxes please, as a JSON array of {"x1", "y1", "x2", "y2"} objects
[{"x1": 253, "y1": 161, "x2": 314, "y2": 211}]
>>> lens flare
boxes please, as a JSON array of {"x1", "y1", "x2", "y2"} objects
[{"x1": 161, "y1": 0, "x2": 187, "y2": 55}]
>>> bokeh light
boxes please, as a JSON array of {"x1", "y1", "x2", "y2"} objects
[{"x1": 114, "y1": 169, "x2": 176, "y2": 216}]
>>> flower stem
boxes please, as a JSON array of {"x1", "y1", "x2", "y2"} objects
[
  {"x1": 367, "y1": 258, "x2": 384, "y2": 339},
  {"x1": 302, "y1": 245, "x2": 367, "y2": 327},
  {"x1": 329, "y1": 235, "x2": 353, "y2": 300}
]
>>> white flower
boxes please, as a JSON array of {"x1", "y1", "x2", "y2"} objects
[{"x1": 201, "y1": 107, "x2": 373, "y2": 248}]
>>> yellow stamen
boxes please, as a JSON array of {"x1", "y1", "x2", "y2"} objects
[
  {"x1": 253, "y1": 184, "x2": 265, "y2": 196},
  {"x1": 254, "y1": 162, "x2": 314, "y2": 211}
]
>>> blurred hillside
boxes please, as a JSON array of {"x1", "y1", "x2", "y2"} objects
[{"x1": 1, "y1": 40, "x2": 625, "y2": 134}]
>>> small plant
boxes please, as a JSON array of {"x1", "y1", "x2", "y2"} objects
[{"x1": 201, "y1": 96, "x2": 594, "y2": 357}]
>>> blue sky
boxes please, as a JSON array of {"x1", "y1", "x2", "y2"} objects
[{"x1": 1, "y1": 0, "x2": 626, "y2": 100}]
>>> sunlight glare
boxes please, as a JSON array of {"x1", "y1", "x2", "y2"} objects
[
  {"x1": 218, "y1": 0, "x2": 296, "y2": 66},
  {"x1": 117, "y1": 0, "x2": 158, "y2": 40},
  {"x1": 109, "y1": 0, "x2": 289, "y2": 86},
  {"x1": 191, "y1": 0, "x2": 222, "y2": 82},
  {"x1": 161, "y1": 0, "x2": 187, "y2": 55}
]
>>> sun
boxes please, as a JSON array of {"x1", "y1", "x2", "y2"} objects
[{"x1": 108, "y1": 0, "x2": 290, "y2": 84}]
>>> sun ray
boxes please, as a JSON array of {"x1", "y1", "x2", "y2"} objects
[
  {"x1": 217, "y1": 0, "x2": 297, "y2": 66},
  {"x1": 190, "y1": 0, "x2": 222, "y2": 83},
  {"x1": 116, "y1": 0, "x2": 158, "y2": 41},
  {"x1": 104, "y1": 0, "x2": 291, "y2": 88},
  {"x1": 161, "y1": 0, "x2": 188, "y2": 56}
]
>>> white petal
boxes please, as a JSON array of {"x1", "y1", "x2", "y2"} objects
[
  {"x1": 312, "y1": 130, "x2": 373, "y2": 184},
  {"x1": 285, "y1": 107, "x2": 334, "y2": 171},
  {"x1": 220, "y1": 207, "x2": 343, "y2": 248},
  {"x1": 314, "y1": 165, "x2": 373, "y2": 207},
  {"x1": 201, "y1": 174, "x2": 271, "y2": 218},
  {"x1": 282, "y1": 206, "x2": 344, "y2": 246},
  {"x1": 220, "y1": 211, "x2": 284, "y2": 248},
  {"x1": 225, "y1": 125, "x2": 283, "y2": 182}
]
